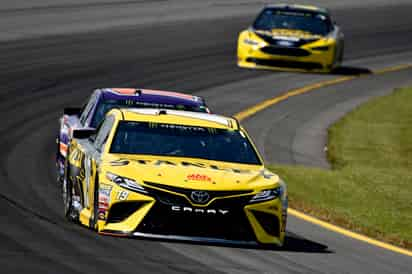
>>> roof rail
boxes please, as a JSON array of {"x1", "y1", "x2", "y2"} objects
[
  {"x1": 110, "y1": 107, "x2": 125, "y2": 120},
  {"x1": 231, "y1": 116, "x2": 241, "y2": 130}
]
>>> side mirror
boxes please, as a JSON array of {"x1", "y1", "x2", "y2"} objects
[
  {"x1": 64, "y1": 107, "x2": 82, "y2": 116},
  {"x1": 72, "y1": 128, "x2": 96, "y2": 139}
]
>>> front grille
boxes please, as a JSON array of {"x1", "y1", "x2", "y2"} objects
[
  {"x1": 260, "y1": 46, "x2": 310, "y2": 57},
  {"x1": 247, "y1": 58, "x2": 323, "y2": 70},
  {"x1": 107, "y1": 202, "x2": 145, "y2": 223},
  {"x1": 252, "y1": 210, "x2": 280, "y2": 237},
  {"x1": 136, "y1": 191, "x2": 256, "y2": 241},
  {"x1": 144, "y1": 181, "x2": 253, "y2": 205},
  {"x1": 146, "y1": 186, "x2": 188, "y2": 206},
  {"x1": 255, "y1": 33, "x2": 317, "y2": 47}
]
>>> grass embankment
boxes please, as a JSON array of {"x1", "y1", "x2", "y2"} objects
[{"x1": 270, "y1": 87, "x2": 412, "y2": 249}]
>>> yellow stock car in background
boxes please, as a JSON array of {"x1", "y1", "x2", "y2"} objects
[
  {"x1": 63, "y1": 108, "x2": 288, "y2": 246},
  {"x1": 237, "y1": 4, "x2": 344, "y2": 72}
]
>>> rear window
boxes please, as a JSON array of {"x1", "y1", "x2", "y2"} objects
[{"x1": 91, "y1": 99, "x2": 208, "y2": 127}]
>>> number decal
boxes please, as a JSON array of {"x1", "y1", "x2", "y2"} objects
[{"x1": 116, "y1": 190, "x2": 129, "y2": 201}]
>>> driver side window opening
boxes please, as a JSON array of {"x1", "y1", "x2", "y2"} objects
[{"x1": 93, "y1": 115, "x2": 115, "y2": 152}]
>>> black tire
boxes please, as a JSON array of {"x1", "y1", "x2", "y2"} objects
[
  {"x1": 338, "y1": 41, "x2": 345, "y2": 64},
  {"x1": 62, "y1": 156, "x2": 78, "y2": 222},
  {"x1": 56, "y1": 137, "x2": 63, "y2": 184},
  {"x1": 90, "y1": 176, "x2": 99, "y2": 231}
]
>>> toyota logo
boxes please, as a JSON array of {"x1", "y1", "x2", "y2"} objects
[{"x1": 190, "y1": 191, "x2": 210, "y2": 204}]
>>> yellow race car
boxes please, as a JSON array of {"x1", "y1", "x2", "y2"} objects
[
  {"x1": 63, "y1": 108, "x2": 288, "y2": 246},
  {"x1": 237, "y1": 4, "x2": 344, "y2": 72}
]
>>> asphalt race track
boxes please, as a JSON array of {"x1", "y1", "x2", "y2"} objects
[{"x1": 1, "y1": 1, "x2": 412, "y2": 273}]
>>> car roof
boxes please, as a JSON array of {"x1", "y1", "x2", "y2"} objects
[
  {"x1": 110, "y1": 108, "x2": 239, "y2": 130},
  {"x1": 99, "y1": 88, "x2": 205, "y2": 107},
  {"x1": 263, "y1": 3, "x2": 329, "y2": 14}
]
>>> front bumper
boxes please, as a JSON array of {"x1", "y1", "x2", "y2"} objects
[
  {"x1": 100, "y1": 231, "x2": 259, "y2": 246},
  {"x1": 237, "y1": 42, "x2": 336, "y2": 72},
  {"x1": 96, "y1": 182, "x2": 287, "y2": 246}
]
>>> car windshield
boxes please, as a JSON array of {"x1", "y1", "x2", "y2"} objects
[
  {"x1": 109, "y1": 121, "x2": 262, "y2": 165},
  {"x1": 253, "y1": 8, "x2": 331, "y2": 36},
  {"x1": 91, "y1": 99, "x2": 208, "y2": 127}
]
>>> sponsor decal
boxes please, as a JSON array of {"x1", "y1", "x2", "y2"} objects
[
  {"x1": 110, "y1": 100, "x2": 180, "y2": 109},
  {"x1": 154, "y1": 160, "x2": 177, "y2": 166},
  {"x1": 131, "y1": 159, "x2": 252, "y2": 174},
  {"x1": 59, "y1": 142, "x2": 68, "y2": 157},
  {"x1": 100, "y1": 183, "x2": 113, "y2": 191},
  {"x1": 171, "y1": 206, "x2": 229, "y2": 215},
  {"x1": 158, "y1": 124, "x2": 206, "y2": 132},
  {"x1": 98, "y1": 184, "x2": 112, "y2": 220},
  {"x1": 98, "y1": 195, "x2": 110, "y2": 210},
  {"x1": 187, "y1": 174, "x2": 211, "y2": 182},
  {"x1": 256, "y1": 29, "x2": 321, "y2": 40},
  {"x1": 98, "y1": 210, "x2": 106, "y2": 221}
]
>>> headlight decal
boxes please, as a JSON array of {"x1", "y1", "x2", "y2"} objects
[
  {"x1": 249, "y1": 187, "x2": 282, "y2": 203},
  {"x1": 243, "y1": 38, "x2": 259, "y2": 45},
  {"x1": 243, "y1": 38, "x2": 264, "y2": 47},
  {"x1": 106, "y1": 172, "x2": 148, "y2": 194},
  {"x1": 250, "y1": 179, "x2": 288, "y2": 204}
]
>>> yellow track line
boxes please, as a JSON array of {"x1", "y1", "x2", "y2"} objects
[
  {"x1": 234, "y1": 64, "x2": 412, "y2": 122},
  {"x1": 234, "y1": 64, "x2": 412, "y2": 257},
  {"x1": 234, "y1": 76, "x2": 355, "y2": 121},
  {"x1": 289, "y1": 209, "x2": 412, "y2": 257}
]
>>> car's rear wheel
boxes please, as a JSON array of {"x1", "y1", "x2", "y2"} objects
[
  {"x1": 338, "y1": 41, "x2": 345, "y2": 64},
  {"x1": 333, "y1": 42, "x2": 345, "y2": 71},
  {"x1": 56, "y1": 137, "x2": 63, "y2": 184}
]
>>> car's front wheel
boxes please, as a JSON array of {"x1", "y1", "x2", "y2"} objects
[
  {"x1": 62, "y1": 157, "x2": 78, "y2": 222},
  {"x1": 90, "y1": 176, "x2": 100, "y2": 231}
]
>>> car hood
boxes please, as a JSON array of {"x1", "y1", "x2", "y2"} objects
[{"x1": 103, "y1": 155, "x2": 279, "y2": 191}]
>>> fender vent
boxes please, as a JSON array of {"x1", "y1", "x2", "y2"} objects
[{"x1": 252, "y1": 210, "x2": 280, "y2": 237}]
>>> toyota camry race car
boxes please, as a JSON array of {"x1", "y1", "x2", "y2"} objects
[
  {"x1": 63, "y1": 108, "x2": 288, "y2": 246},
  {"x1": 57, "y1": 88, "x2": 209, "y2": 183},
  {"x1": 237, "y1": 4, "x2": 344, "y2": 72}
]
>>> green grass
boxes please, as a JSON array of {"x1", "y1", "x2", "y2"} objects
[{"x1": 269, "y1": 87, "x2": 412, "y2": 249}]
